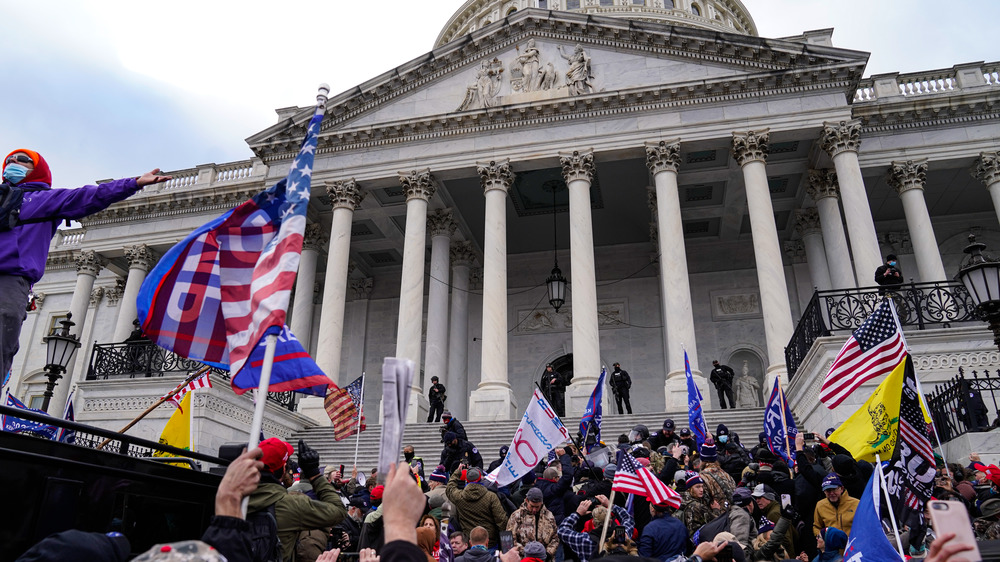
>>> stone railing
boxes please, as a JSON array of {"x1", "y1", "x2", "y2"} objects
[
  {"x1": 140, "y1": 159, "x2": 267, "y2": 196},
  {"x1": 853, "y1": 61, "x2": 1000, "y2": 102}
]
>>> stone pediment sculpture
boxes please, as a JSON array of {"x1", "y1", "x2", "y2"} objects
[{"x1": 245, "y1": 8, "x2": 868, "y2": 158}]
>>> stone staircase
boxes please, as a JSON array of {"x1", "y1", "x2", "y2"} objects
[{"x1": 292, "y1": 408, "x2": 772, "y2": 473}]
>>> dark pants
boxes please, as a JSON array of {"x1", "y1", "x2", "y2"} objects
[
  {"x1": 427, "y1": 400, "x2": 444, "y2": 423},
  {"x1": 614, "y1": 391, "x2": 632, "y2": 414},
  {"x1": 551, "y1": 391, "x2": 566, "y2": 417},
  {"x1": 717, "y1": 385, "x2": 735, "y2": 409},
  {"x1": 0, "y1": 275, "x2": 29, "y2": 378}
]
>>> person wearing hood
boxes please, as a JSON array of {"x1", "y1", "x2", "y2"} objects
[
  {"x1": 441, "y1": 411, "x2": 468, "y2": 441},
  {"x1": 811, "y1": 526, "x2": 847, "y2": 562},
  {"x1": 247, "y1": 438, "x2": 347, "y2": 561},
  {"x1": 447, "y1": 465, "x2": 509, "y2": 547},
  {"x1": 812, "y1": 474, "x2": 858, "y2": 539},
  {"x1": 0, "y1": 149, "x2": 171, "y2": 380},
  {"x1": 488, "y1": 445, "x2": 510, "y2": 473},
  {"x1": 716, "y1": 424, "x2": 750, "y2": 483}
]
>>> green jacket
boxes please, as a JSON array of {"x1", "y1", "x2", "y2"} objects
[
  {"x1": 248, "y1": 475, "x2": 347, "y2": 561},
  {"x1": 446, "y1": 467, "x2": 509, "y2": 546}
]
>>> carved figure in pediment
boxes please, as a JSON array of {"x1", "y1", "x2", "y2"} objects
[
  {"x1": 511, "y1": 38, "x2": 559, "y2": 93},
  {"x1": 558, "y1": 44, "x2": 594, "y2": 96},
  {"x1": 458, "y1": 57, "x2": 505, "y2": 111}
]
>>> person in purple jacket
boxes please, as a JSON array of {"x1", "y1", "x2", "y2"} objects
[{"x1": 0, "y1": 148, "x2": 171, "y2": 377}]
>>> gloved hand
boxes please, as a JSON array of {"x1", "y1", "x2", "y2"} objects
[
  {"x1": 780, "y1": 503, "x2": 798, "y2": 521},
  {"x1": 298, "y1": 439, "x2": 321, "y2": 480}
]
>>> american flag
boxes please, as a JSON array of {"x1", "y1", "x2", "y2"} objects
[
  {"x1": 137, "y1": 94, "x2": 330, "y2": 396},
  {"x1": 820, "y1": 298, "x2": 907, "y2": 408},
  {"x1": 612, "y1": 451, "x2": 681, "y2": 508},
  {"x1": 325, "y1": 375, "x2": 366, "y2": 441},
  {"x1": 887, "y1": 355, "x2": 935, "y2": 512},
  {"x1": 164, "y1": 370, "x2": 212, "y2": 412}
]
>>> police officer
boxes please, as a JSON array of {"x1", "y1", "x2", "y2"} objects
[
  {"x1": 710, "y1": 360, "x2": 735, "y2": 410},
  {"x1": 427, "y1": 376, "x2": 446, "y2": 422},
  {"x1": 541, "y1": 364, "x2": 567, "y2": 417},
  {"x1": 609, "y1": 362, "x2": 633, "y2": 414}
]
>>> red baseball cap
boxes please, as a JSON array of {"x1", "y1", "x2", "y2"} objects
[{"x1": 259, "y1": 438, "x2": 294, "y2": 473}]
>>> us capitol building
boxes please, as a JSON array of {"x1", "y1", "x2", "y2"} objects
[{"x1": 9, "y1": 0, "x2": 1000, "y2": 457}]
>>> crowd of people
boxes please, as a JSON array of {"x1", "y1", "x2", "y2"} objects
[{"x1": 16, "y1": 412, "x2": 996, "y2": 562}]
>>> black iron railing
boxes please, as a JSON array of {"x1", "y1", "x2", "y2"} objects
[
  {"x1": 785, "y1": 282, "x2": 981, "y2": 379},
  {"x1": 927, "y1": 367, "x2": 1000, "y2": 442},
  {"x1": 87, "y1": 340, "x2": 297, "y2": 411}
]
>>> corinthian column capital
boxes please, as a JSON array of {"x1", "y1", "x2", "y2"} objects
[
  {"x1": 644, "y1": 139, "x2": 682, "y2": 175},
  {"x1": 75, "y1": 249, "x2": 104, "y2": 276},
  {"x1": 972, "y1": 152, "x2": 1000, "y2": 187},
  {"x1": 325, "y1": 178, "x2": 366, "y2": 211},
  {"x1": 887, "y1": 159, "x2": 928, "y2": 196},
  {"x1": 731, "y1": 130, "x2": 769, "y2": 166},
  {"x1": 820, "y1": 119, "x2": 862, "y2": 157},
  {"x1": 302, "y1": 222, "x2": 328, "y2": 252},
  {"x1": 559, "y1": 150, "x2": 595, "y2": 183},
  {"x1": 450, "y1": 240, "x2": 477, "y2": 266},
  {"x1": 806, "y1": 169, "x2": 840, "y2": 201},
  {"x1": 477, "y1": 159, "x2": 514, "y2": 194},
  {"x1": 427, "y1": 208, "x2": 457, "y2": 238},
  {"x1": 124, "y1": 244, "x2": 156, "y2": 272},
  {"x1": 794, "y1": 208, "x2": 822, "y2": 237},
  {"x1": 398, "y1": 169, "x2": 436, "y2": 201}
]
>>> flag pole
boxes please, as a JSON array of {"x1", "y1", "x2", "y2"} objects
[
  {"x1": 875, "y1": 454, "x2": 906, "y2": 560},
  {"x1": 242, "y1": 333, "x2": 278, "y2": 517},
  {"x1": 96, "y1": 366, "x2": 210, "y2": 450},
  {"x1": 353, "y1": 372, "x2": 366, "y2": 469},
  {"x1": 775, "y1": 374, "x2": 794, "y2": 476},
  {"x1": 597, "y1": 489, "x2": 618, "y2": 554}
]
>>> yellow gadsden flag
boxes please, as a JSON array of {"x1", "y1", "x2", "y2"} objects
[
  {"x1": 828, "y1": 357, "x2": 906, "y2": 462},
  {"x1": 153, "y1": 391, "x2": 191, "y2": 465}
]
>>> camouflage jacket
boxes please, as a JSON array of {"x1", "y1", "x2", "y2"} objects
[
  {"x1": 975, "y1": 518, "x2": 1000, "y2": 541},
  {"x1": 701, "y1": 464, "x2": 737, "y2": 509},
  {"x1": 506, "y1": 505, "x2": 559, "y2": 557},
  {"x1": 676, "y1": 492, "x2": 723, "y2": 536}
]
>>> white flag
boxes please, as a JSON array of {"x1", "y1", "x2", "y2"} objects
[{"x1": 486, "y1": 389, "x2": 571, "y2": 487}]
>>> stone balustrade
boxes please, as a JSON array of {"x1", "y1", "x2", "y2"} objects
[
  {"x1": 140, "y1": 158, "x2": 267, "y2": 195},
  {"x1": 854, "y1": 61, "x2": 1000, "y2": 102}
]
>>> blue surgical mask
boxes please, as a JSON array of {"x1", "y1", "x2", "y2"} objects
[
  {"x1": 889, "y1": 261, "x2": 897, "y2": 267},
  {"x1": 719, "y1": 435, "x2": 729, "y2": 444},
  {"x1": 3, "y1": 163, "x2": 28, "y2": 184}
]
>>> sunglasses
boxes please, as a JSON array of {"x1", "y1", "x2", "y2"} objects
[{"x1": 5, "y1": 154, "x2": 32, "y2": 165}]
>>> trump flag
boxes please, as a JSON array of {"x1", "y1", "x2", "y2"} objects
[{"x1": 137, "y1": 94, "x2": 330, "y2": 396}]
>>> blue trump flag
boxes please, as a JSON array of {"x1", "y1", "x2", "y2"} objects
[
  {"x1": 2, "y1": 391, "x2": 57, "y2": 440},
  {"x1": 580, "y1": 367, "x2": 605, "y2": 448},
  {"x1": 763, "y1": 377, "x2": 797, "y2": 465},
  {"x1": 844, "y1": 468, "x2": 904, "y2": 560},
  {"x1": 685, "y1": 351, "x2": 708, "y2": 448}
]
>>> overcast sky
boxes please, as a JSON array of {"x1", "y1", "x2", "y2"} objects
[{"x1": 2, "y1": 0, "x2": 995, "y2": 188}]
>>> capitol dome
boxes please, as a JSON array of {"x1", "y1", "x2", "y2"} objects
[{"x1": 435, "y1": 0, "x2": 757, "y2": 47}]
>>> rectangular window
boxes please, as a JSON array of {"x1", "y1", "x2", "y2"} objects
[
  {"x1": 538, "y1": 0, "x2": 547, "y2": 7},
  {"x1": 28, "y1": 395, "x2": 45, "y2": 409},
  {"x1": 566, "y1": 0, "x2": 580, "y2": 8},
  {"x1": 600, "y1": 0, "x2": 613, "y2": 5},
  {"x1": 632, "y1": 0, "x2": 645, "y2": 4}
]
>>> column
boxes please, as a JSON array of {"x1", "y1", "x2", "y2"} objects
[
  {"x1": 972, "y1": 152, "x2": 1000, "y2": 228},
  {"x1": 48, "y1": 250, "x2": 102, "y2": 415},
  {"x1": 559, "y1": 150, "x2": 602, "y2": 412},
  {"x1": 793, "y1": 208, "x2": 833, "y2": 291},
  {"x1": 424, "y1": 209, "x2": 456, "y2": 394},
  {"x1": 395, "y1": 169, "x2": 436, "y2": 422},
  {"x1": 644, "y1": 140, "x2": 708, "y2": 409},
  {"x1": 470, "y1": 160, "x2": 518, "y2": 420},
  {"x1": 820, "y1": 120, "x2": 882, "y2": 285},
  {"x1": 732, "y1": 130, "x2": 794, "y2": 390},
  {"x1": 113, "y1": 244, "x2": 156, "y2": 341},
  {"x1": 887, "y1": 159, "x2": 946, "y2": 282},
  {"x1": 447, "y1": 242, "x2": 475, "y2": 419},
  {"x1": 315, "y1": 179, "x2": 365, "y2": 385},
  {"x1": 807, "y1": 169, "x2": 856, "y2": 289},
  {"x1": 290, "y1": 223, "x2": 327, "y2": 352}
]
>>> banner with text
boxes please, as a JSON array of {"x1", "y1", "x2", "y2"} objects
[{"x1": 486, "y1": 389, "x2": 571, "y2": 487}]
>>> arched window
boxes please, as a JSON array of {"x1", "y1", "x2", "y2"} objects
[
  {"x1": 507, "y1": 6, "x2": 517, "y2": 15},
  {"x1": 691, "y1": 3, "x2": 701, "y2": 16}
]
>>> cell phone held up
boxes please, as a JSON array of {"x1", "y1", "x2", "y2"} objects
[
  {"x1": 927, "y1": 500, "x2": 982, "y2": 562},
  {"x1": 803, "y1": 432, "x2": 816, "y2": 442},
  {"x1": 499, "y1": 530, "x2": 514, "y2": 553}
]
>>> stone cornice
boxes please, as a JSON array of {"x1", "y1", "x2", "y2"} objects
[
  {"x1": 82, "y1": 184, "x2": 261, "y2": 228},
  {"x1": 852, "y1": 92, "x2": 1000, "y2": 135},
  {"x1": 247, "y1": 13, "x2": 866, "y2": 161}
]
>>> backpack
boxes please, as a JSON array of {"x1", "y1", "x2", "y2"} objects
[
  {"x1": 0, "y1": 183, "x2": 25, "y2": 232},
  {"x1": 693, "y1": 509, "x2": 731, "y2": 545},
  {"x1": 247, "y1": 503, "x2": 283, "y2": 562}
]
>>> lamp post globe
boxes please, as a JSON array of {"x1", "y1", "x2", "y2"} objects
[
  {"x1": 40, "y1": 313, "x2": 82, "y2": 412},
  {"x1": 956, "y1": 234, "x2": 1000, "y2": 351}
]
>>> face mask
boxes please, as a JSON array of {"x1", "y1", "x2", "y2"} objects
[
  {"x1": 889, "y1": 261, "x2": 897, "y2": 267},
  {"x1": 3, "y1": 163, "x2": 28, "y2": 184},
  {"x1": 404, "y1": 451, "x2": 414, "y2": 462},
  {"x1": 719, "y1": 435, "x2": 729, "y2": 444}
]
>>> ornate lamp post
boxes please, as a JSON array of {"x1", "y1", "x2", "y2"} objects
[
  {"x1": 956, "y1": 234, "x2": 1000, "y2": 351},
  {"x1": 40, "y1": 313, "x2": 82, "y2": 411},
  {"x1": 545, "y1": 184, "x2": 567, "y2": 312}
]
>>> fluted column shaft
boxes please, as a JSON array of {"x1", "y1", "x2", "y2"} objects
[
  {"x1": 645, "y1": 140, "x2": 700, "y2": 378},
  {"x1": 424, "y1": 209, "x2": 456, "y2": 392},
  {"x1": 561, "y1": 151, "x2": 601, "y2": 389},
  {"x1": 113, "y1": 244, "x2": 155, "y2": 341},
  {"x1": 888, "y1": 160, "x2": 946, "y2": 282},
  {"x1": 49, "y1": 250, "x2": 102, "y2": 414},
  {"x1": 395, "y1": 170, "x2": 436, "y2": 385},
  {"x1": 821, "y1": 120, "x2": 882, "y2": 286},
  {"x1": 973, "y1": 152, "x2": 1000, "y2": 228},
  {"x1": 808, "y1": 170, "x2": 856, "y2": 289},
  {"x1": 794, "y1": 208, "x2": 832, "y2": 291},
  {"x1": 290, "y1": 223, "x2": 326, "y2": 352},
  {"x1": 732, "y1": 131, "x2": 793, "y2": 384},
  {"x1": 447, "y1": 242, "x2": 474, "y2": 419},
  {"x1": 316, "y1": 180, "x2": 364, "y2": 385}
]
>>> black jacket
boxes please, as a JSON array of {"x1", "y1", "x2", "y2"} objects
[
  {"x1": 441, "y1": 439, "x2": 483, "y2": 473},
  {"x1": 535, "y1": 454, "x2": 574, "y2": 522},
  {"x1": 428, "y1": 382, "x2": 446, "y2": 404},
  {"x1": 710, "y1": 365, "x2": 735, "y2": 389},
  {"x1": 875, "y1": 264, "x2": 904, "y2": 287},
  {"x1": 444, "y1": 417, "x2": 468, "y2": 441},
  {"x1": 609, "y1": 368, "x2": 632, "y2": 393},
  {"x1": 718, "y1": 441, "x2": 751, "y2": 483}
]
